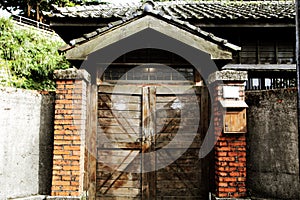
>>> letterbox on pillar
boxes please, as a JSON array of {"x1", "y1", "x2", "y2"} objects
[{"x1": 221, "y1": 85, "x2": 248, "y2": 134}]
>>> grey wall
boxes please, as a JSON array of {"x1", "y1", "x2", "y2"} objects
[
  {"x1": 0, "y1": 87, "x2": 54, "y2": 199},
  {"x1": 38, "y1": 92, "x2": 55, "y2": 195},
  {"x1": 246, "y1": 89, "x2": 299, "y2": 199}
]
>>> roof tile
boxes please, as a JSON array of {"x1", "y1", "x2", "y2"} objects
[{"x1": 46, "y1": 1, "x2": 295, "y2": 20}]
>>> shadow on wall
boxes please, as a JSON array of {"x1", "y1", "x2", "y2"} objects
[
  {"x1": 39, "y1": 92, "x2": 55, "y2": 195},
  {"x1": 246, "y1": 88, "x2": 299, "y2": 199}
]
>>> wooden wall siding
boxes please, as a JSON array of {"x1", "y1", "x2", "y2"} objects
[
  {"x1": 155, "y1": 149, "x2": 203, "y2": 200},
  {"x1": 95, "y1": 85, "x2": 210, "y2": 199},
  {"x1": 202, "y1": 27, "x2": 295, "y2": 65},
  {"x1": 277, "y1": 41, "x2": 295, "y2": 64},
  {"x1": 97, "y1": 90, "x2": 143, "y2": 199},
  {"x1": 98, "y1": 39, "x2": 295, "y2": 77},
  {"x1": 154, "y1": 93, "x2": 204, "y2": 200},
  {"x1": 237, "y1": 39, "x2": 295, "y2": 65}
]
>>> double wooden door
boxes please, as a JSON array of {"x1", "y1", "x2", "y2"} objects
[{"x1": 95, "y1": 85, "x2": 210, "y2": 200}]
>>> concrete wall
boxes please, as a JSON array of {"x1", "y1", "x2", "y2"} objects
[
  {"x1": 0, "y1": 87, "x2": 54, "y2": 199},
  {"x1": 246, "y1": 88, "x2": 299, "y2": 199}
]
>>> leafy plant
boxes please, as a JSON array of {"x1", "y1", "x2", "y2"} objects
[
  {"x1": 0, "y1": 0, "x2": 104, "y2": 21},
  {"x1": 0, "y1": 17, "x2": 70, "y2": 90}
]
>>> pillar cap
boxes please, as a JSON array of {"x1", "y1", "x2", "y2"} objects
[
  {"x1": 208, "y1": 70, "x2": 247, "y2": 84},
  {"x1": 53, "y1": 68, "x2": 91, "y2": 82}
]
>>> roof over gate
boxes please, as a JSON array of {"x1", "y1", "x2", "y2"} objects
[{"x1": 61, "y1": 11, "x2": 240, "y2": 61}]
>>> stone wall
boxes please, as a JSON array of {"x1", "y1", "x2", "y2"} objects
[
  {"x1": 246, "y1": 88, "x2": 299, "y2": 199},
  {"x1": 0, "y1": 87, "x2": 55, "y2": 199}
]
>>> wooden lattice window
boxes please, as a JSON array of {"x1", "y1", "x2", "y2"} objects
[{"x1": 102, "y1": 65, "x2": 194, "y2": 83}]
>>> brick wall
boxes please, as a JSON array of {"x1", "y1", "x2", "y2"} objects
[
  {"x1": 208, "y1": 71, "x2": 248, "y2": 199},
  {"x1": 51, "y1": 69, "x2": 90, "y2": 196},
  {"x1": 215, "y1": 136, "x2": 247, "y2": 198}
]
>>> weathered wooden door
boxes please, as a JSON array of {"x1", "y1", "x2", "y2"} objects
[{"x1": 96, "y1": 85, "x2": 209, "y2": 200}]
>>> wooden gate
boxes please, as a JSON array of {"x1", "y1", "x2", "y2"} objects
[{"x1": 96, "y1": 85, "x2": 210, "y2": 200}]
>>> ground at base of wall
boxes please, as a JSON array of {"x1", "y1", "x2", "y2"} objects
[
  {"x1": 9, "y1": 195, "x2": 47, "y2": 200},
  {"x1": 9, "y1": 196, "x2": 80, "y2": 200},
  {"x1": 212, "y1": 194, "x2": 294, "y2": 200},
  {"x1": 9, "y1": 195, "x2": 298, "y2": 200},
  {"x1": 46, "y1": 197, "x2": 80, "y2": 200},
  {"x1": 213, "y1": 198, "x2": 251, "y2": 200},
  {"x1": 212, "y1": 194, "x2": 250, "y2": 200},
  {"x1": 251, "y1": 198, "x2": 299, "y2": 200}
]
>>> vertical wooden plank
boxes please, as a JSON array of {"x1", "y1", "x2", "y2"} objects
[
  {"x1": 142, "y1": 87, "x2": 156, "y2": 142},
  {"x1": 84, "y1": 83, "x2": 91, "y2": 192},
  {"x1": 194, "y1": 70, "x2": 203, "y2": 86},
  {"x1": 87, "y1": 66, "x2": 98, "y2": 199},
  {"x1": 142, "y1": 86, "x2": 149, "y2": 200},
  {"x1": 200, "y1": 86, "x2": 209, "y2": 144},
  {"x1": 200, "y1": 86, "x2": 214, "y2": 195},
  {"x1": 238, "y1": 35, "x2": 242, "y2": 64},
  {"x1": 142, "y1": 87, "x2": 156, "y2": 200},
  {"x1": 88, "y1": 84, "x2": 98, "y2": 200},
  {"x1": 97, "y1": 66, "x2": 105, "y2": 85},
  {"x1": 256, "y1": 40, "x2": 260, "y2": 64},
  {"x1": 149, "y1": 87, "x2": 156, "y2": 200},
  {"x1": 275, "y1": 40, "x2": 279, "y2": 64}
]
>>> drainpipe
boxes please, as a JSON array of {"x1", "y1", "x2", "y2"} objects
[{"x1": 295, "y1": 0, "x2": 300, "y2": 197}]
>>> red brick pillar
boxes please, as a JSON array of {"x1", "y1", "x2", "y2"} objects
[
  {"x1": 51, "y1": 68, "x2": 90, "y2": 197},
  {"x1": 208, "y1": 70, "x2": 249, "y2": 199}
]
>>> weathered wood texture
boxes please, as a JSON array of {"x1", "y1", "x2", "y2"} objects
[
  {"x1": 95, "y1": 85, "x2": 210, "y2": 199},
  {"x1": 141, "y1": 87, "x2": 156, "y2": 200},
  {"x1": 238, "y1": 40, "x2": 294, "y2": 64},
  {"x1": 87, "y1": 84, "x2": 98, "y2": 200},
  {"x1": 204, "y1": 27, "x2": 295, "y2": 65},
  {"x1": 224, "y1": 109, "x2": 247, "y2": 133},
  {"x1": 97, "y1": 87, "x2": 143, "y2": 199},
  {"x1": 65, "y1": 15, "x2": 233, "y2": 60},
  {"x1": 154, "y1": 93, "x2": 204, "y2": 199}
]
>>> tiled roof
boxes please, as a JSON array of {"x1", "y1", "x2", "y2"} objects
[
  {"x1": 63, "y1": 11, "x2": 241, "y2": 52},
  {"x1": 46, "y1": 1, "x2": 295, "y2": 20}
]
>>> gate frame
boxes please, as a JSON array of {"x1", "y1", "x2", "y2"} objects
[{"x1": 51, "y1": 68, "x2": 249, "y2": 199}]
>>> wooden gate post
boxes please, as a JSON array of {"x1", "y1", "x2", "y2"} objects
[
  {"x1": 51, "y1": 68, "x2": 91, "y2": 198},
  {"x1": 208, "y1": 70, "x2": 249, "y2": 199}
]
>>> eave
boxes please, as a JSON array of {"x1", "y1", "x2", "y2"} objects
[{"x1": 63, "y1": 14, "x2": 240, "y2": 61}]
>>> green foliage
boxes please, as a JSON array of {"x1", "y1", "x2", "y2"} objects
[
  {"x1": 0, "y1": 17, "x2": 70, "y2": 90},
  {"x1": 0, "y1": 0, "x2": 104, "y2": 21}
]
